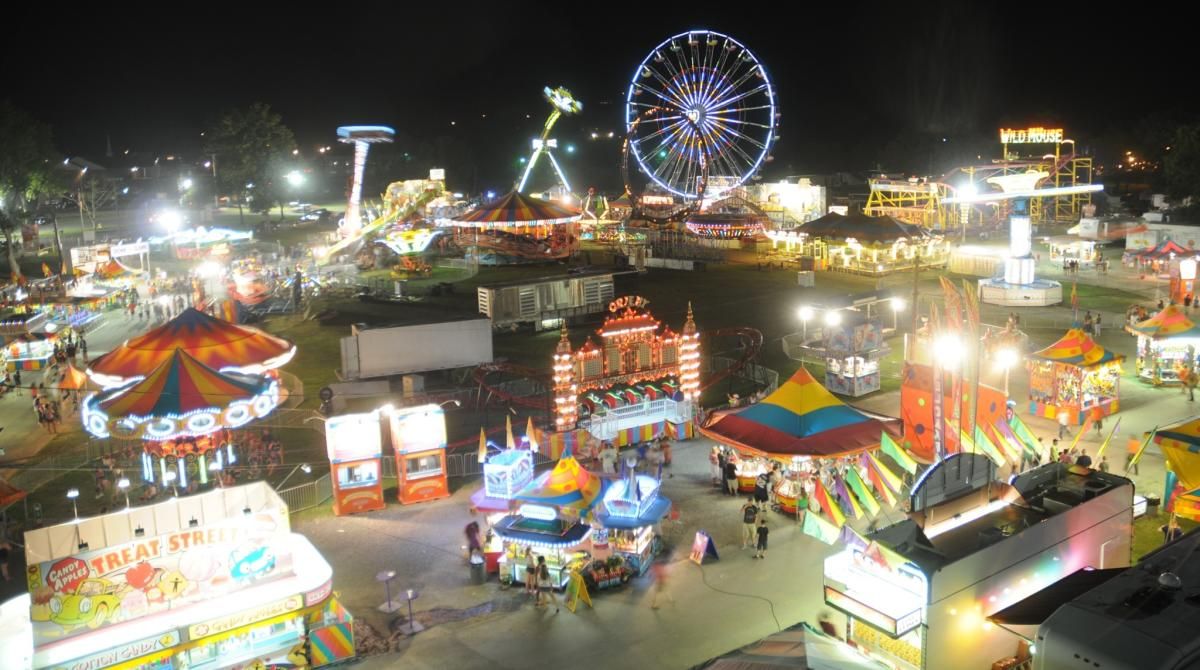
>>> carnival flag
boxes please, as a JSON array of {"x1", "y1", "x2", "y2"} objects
[
  {"x1": 1164, "y1": 468, "x2": 1179, "y2": 513},
  {"x1": 41, "y1": 262, "x2": 52, "y2": 278},
  {"x1": 834, "y1": 475, "x2": 863, "y2": 520},
  {"x1": 1130, "y1": 427, "x2": 1159, "y2": 468},
  {"x1": 880, "y1": 432, "x2": 917, "y2": 474},
  {"x1": 476, "y1": 427, "x2": 488, "y2": 464},
  {"x1": 812, "y1": 479, "x2": 846, "y2": 527},
  {"x1": 1071, "y1": 281, "x2": 1079, "y2": 318},
  {"x1": 866, "y1": 452, "x2": 904, "y2": 496},
  {"x1": 862, "y1": 454, "x2": 898, "y2": 507},
  {"x1": 525, "y1": 416, "x2": 539, "y2": 453},
  {"x1": 1004, "y1": 416, "x2": 1042, "y2": 459},
  {"x1": 506, "y1": 415, "x2": 516, "y2": 450},
  {"x1": 839, "y1": 524, "x2": 869, "y2": 551},
  {"x1": 988, "y1": 421, "x2": 1025, "y2": 462},
  {"x1": 802, "y1": 510, "x2": 841, "y2": 545},
  {"x1": 1096, "y1": 417, "x2": 1122, "y2": 459},
  {"x1": 845, "y1": 466, "x2": 881, "y2": 517},
  {"x1": 972, "y1": 426, "x2": 1009, "y2": 467}
]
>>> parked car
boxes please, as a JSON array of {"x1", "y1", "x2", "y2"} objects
[{"x1": 299, "y1": 208, "x2": 331, "y2": 222}]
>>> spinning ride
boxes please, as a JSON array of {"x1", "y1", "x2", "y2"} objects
[{"x1": 517, "y1": 86, "x2": 582, "y2": 194}]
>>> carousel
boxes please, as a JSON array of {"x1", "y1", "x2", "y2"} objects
[
  {"x1": 81, "y1": 348, "x2": 281, "y2": 487},
  {"x1": 86, "y1": 307, "x2": 295, "y2": 388},
  {"x1": 1126, "y1": 304, "x2": 1200, "y2": 385},
  {"x1": 447, "y1": 190, "x2": 580, "y2": 265},
  {"x1": 1027, "y1": 328, "x2": 1123, "y2": 425}
]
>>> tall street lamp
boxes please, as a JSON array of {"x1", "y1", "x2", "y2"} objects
[{"x1": 996, "y1": 348, "x2": 1019, "y2": 398}]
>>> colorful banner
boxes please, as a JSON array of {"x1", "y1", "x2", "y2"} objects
[
  {"x1": 1096, "y1": 418, "x2": 1122, "y2": 458},
  {"x1": 965, "y1": 428, "x2": 1005, "y2": 467},
  {"x1": 865, "y1": 452, "x2": 903, "y2": 496},
  {"x1": 310, "y1": 621, "x2": 355, "y2": 665},
  {"x1": 834, "y1": 476, "x2": 863, "y2": 520},
  {"x1": 1008, "y1": 414, "x2": 1043, "y2": 458},
  {"x1": 880, "y1": 432, "x2": 917, "y2": 474},
  {"x1": 844, "y1": 467, "x2": 881, "y2": 517},
  {"x1": 812, "y1": 479, "x2": 846, "y2": 527},
  {"x1": 802, "y1": 511, "x2": 841, "y2": 545},
  {"x1": 26, "y1": 509, "x2": 292, "y2": 647},
  {"x1": 976, "y1": 425, "x2": 1015, "y2": 465}
]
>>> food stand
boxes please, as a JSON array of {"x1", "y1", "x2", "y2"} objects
[
  {"x1": 1045, "y1": 236, "x2": 1100, "y2": 268},
  {"x1": 325, "y1": 411, "x2": 385, "y2": 515},
  {"x1": 593, "y1": 471, "x2": 671, "y2": 576},
  {"x1": 388, "y1": 404, "x2": 450, "y2": 504},
  {"x1": 1027, "y1": 328, "x2": 1122, "y2": 425},
  {"x1": 12, "y1": 482, "x2": 355, "y2": 670},
  {"x1": 1126, "y1": 304, "x2": 1200, "y2": 385},
  {"x1": 735, "y1": 456, "x2": 771, "y2": 494},
  {"x1": 824, "y1": 314, "x2": 886, "y2": 397},
  {"x1": 497, "y1": 456, "x2": 604, "y2": 588},
  {"x1": 470, "y1": 448, "x2": 535, "y2": 573},
  {"x1": 2, "y1": 331, "x2": 58, "y2": 372}
]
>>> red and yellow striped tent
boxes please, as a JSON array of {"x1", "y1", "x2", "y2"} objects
[
  {"x1": 513, "y1": 456, "x2": 605, "y2": 512},
  {"x1": 95, "y1": 348, "x2": 272, "y2": 418},
  {"x1": 451, "y1": 191, "x2": 579, "y2": 227},
  {"x1": 1029, "y1": 329, "x2": 1123, "y2": 367},
  {"x1": 1126, "y1": 304, "x2": 1200, "y2": 339},
  {"x1": 88, "y1": 308, "x2": 295, "y2": 387}
]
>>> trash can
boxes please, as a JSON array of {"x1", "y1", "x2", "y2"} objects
[
  {"x1": 1146, "y1": 494, "x2": 1161, "y2": 517},
  {"x1": 469, "y1": 553, "x2": 485, "y2": 585}
]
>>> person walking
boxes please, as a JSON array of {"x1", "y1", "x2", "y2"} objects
[
  {"x1": 1099, "y1": 455, "x2": 1110, "y2": 472},
  {"x1": 1094, "y1": 313, "x2": 1102, "y2": 337},
  {"x1": 524, "y1": 547, "x2": 538, "y2": 599},
  {"x1": 724, "y1": 459, "x2": 739, "y2": 497},
  {"x1": 536, "y1": 556, "x2": 559, "y2": 613},
  {"x1": 1092, "y1": 406, "x2": 1104, "y2": 435},
  {"x1": 600, "y1": 442, "x2": 618, "y2": 475},
  {"x1": 1058, "y1": 411, "x2": 1071, "y2": 439},
  {"x1": 709, "y1": 447, "x2": 722, "y2": 487},
  {"x1": 649, "y1": 561, "x2": 673, "y2": 609},
  {"x1": 1125, "y1": 434, "x2": 1141, "y2": 475},
  {"x1": 741, "y1": 497, "x2": 759, "y2": 549},
  {"x1": 754, "y1": 516, "x2": 769, "y2": 559}
]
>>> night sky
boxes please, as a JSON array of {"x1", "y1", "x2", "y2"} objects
[{"x1": 5, "y1": 3, "x2": 1195, "y2": 193}]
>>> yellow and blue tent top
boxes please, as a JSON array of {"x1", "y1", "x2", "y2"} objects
[
  {"x1": 514, "y1": 456, "x2": 605, "y2": 512},
  {"x1": 700, "y1": 368, "x2": 900, "y2": 458},
  {"x1": 1029, "y1": 328, "x2": 1123, "y2": 367},
  {"x1": 1155, "y1": 416, "x2": 1200, "y2": 494}
]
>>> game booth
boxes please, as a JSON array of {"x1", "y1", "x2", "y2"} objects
[
  {"x1": 495, "y1": 457, "x2": 603, "y2": 590},
  {"x1": 592, "y1": 467, "x2": 671, "y2": 577},
  {"x1": 325, "y1": 411, "x2": 386, "y2": 515},
  {"x1": 899, "y1": 362, "x2": 1013, "y2": 463},
  {"x1": 1027, "y1": 328, "x2": 1122, "y2": 425},
  {"x1": 1126, "y1": 304, "x2": 1200, "y2": 385},
  {"x1": 471, "y1": 446, "x2": 536, "y2": 574},
  {"x1": 3, "y1": 482, "x2": 355, "y2": 670},
  {"x1": 551, "y1": 298, "x2": 700, "y2": 448},
  {"x1": 701, "y1": 368, "x2": 904, "y2": 513},
  {"x1": 388, "y1": 404, "x2": 450, "y2": 504},
  {"x1": 86, "y1": 307, "x2": 296, "y2": 389},
  {"x1": 2, "y1": 331, "x2": 59, "y2": 372},
  {"x1": 81, "y1": 349, "x2": 282, "y2": 492}
]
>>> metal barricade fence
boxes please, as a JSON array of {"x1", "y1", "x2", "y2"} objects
[{"x1": 277, "y1": 473, "x2": 333, "y2": 513}]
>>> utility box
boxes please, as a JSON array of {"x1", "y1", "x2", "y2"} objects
[{"x1": 797, "y1": 271, "x2": 815, "y2": 287}]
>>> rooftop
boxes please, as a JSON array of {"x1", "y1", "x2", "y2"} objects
[
  {"x1": 477, "y1": 268, "x2": 619, "y2": 290},
  {"x1": 870, "y1": 464, "x2": 1131, "y2": 574}
]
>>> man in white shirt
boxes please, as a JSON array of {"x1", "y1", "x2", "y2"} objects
[{"x1": 600, "y1": 443, "x2": 618, "y2": 474}]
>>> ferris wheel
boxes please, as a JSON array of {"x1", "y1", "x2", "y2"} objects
[{"x1": 625, "y1": 30, "x2": 778, "y2": 200}]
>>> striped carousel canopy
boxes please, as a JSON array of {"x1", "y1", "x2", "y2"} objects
[
  {"x1": 82, "y1": 348, "x2": 280, "y2": 442},
  {"x1": 1126, "y1": 304, "x2": 1200, "y2": 340},
  {"x1": 95, "y1": 348, "x2": 272, "y2": 418},
  {"x1": 451, "y1": 191, "x2": 580, "y2": 226},
  {"x1": 88, "y1": 308, "x2": 295, "y2": 387},
  {"x1": 700, "y1": 368, "x2": 901, "y2": 458},
  {"x1": 1029, "y1": 328, "x2": 1123, "y2": 367},
  {"x1": 513, "y1": 456, "x2": 605, "y2": 512}
]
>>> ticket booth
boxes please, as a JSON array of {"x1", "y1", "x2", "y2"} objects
[
  {"x1": 326, "y1": 411, "x2": 386, "y2": 515},
  {"x1": 388, "y1": 404, "x2": 450, "y2": 504}
]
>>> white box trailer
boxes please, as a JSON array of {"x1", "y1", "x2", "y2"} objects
[
  {"x1": 477, "y1": 271, "x2": 615, "y2": 331},
  {"x1": 339, "y1": 317, "x2": 493, "y2": 380}
]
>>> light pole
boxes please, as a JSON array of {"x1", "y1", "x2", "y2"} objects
[
  {"x1": 798, "y1": 305, "x2": 813, "y2": 342},
  {"x1": 117, "y1": 478, "x2": 130, "y2": 509},
  {"x1": 996, "y1": 348, "x2": 1019, "y2": 398},
  {"x1": 209, "y1": 461, "x2": 224, "y2": 488},
  {"x1": 890, "y1": 297, "x2": 906, "y2": 332},
  {"x1": 933, "y1": 334, "x2": 965, "y2": 461},
  {"x1": 67, "y1": 488, "x2": 80, "y2": 520}
]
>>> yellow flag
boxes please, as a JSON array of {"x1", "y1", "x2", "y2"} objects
[
  {"x1": 506, "y1": 415, "x2": 516, "y2": 450},
  {"x1": 526, "y1": 416, "x2": 539, "y2": 453},
  {"x1": 477, "y1": 427, "x2": 488, "y2": 464}
]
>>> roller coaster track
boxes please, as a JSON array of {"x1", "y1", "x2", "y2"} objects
[{"x1": 470, "y1": 326, "x2": 764, "y2": 410}]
